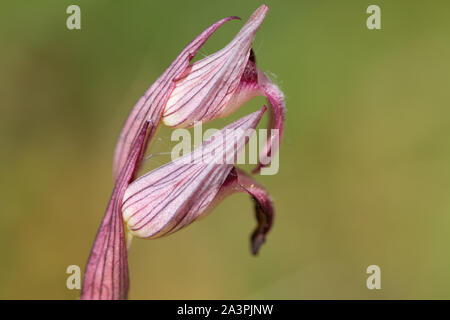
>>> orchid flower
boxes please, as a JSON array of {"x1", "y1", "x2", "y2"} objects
[
  {"x1": 82, "y1": 5, "x2": 283, "y2": 300},
  {"x1": 113, "y1": 4, "x2": 285, "y2": 180},
  {"x1": 122, "y1": 108, "x2": 273, "y2": 254},
  {"x1": 82, "y1": 110, "x2": 274, "y2": 300}
]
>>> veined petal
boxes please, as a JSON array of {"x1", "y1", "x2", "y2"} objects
[
  {"x1": 162, "y1": 5, "x2": 268, "y2": 127},
  {"x1": 113, "y1": 16, "x2": 239, "y2": 180},
  {"x1": 81, "y1": 121, "x2": 150, "y2": 300},
  {"x1": 122, "y1": 107, "x2": 265, "y2": 239}
]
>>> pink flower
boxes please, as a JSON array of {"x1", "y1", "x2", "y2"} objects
[
  {"x1": 81, "y1": 5, "x2": 283, "y2": 300},
  {"x1": 122, "y1": 108, "x2": 273, "y2": 255}
]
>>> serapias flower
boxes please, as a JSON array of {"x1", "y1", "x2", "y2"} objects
[
  {"x1": 82, "y1": 14, "x2": 236, "y2": 300},
  {"x1": 82, "y1": 5, "x2": 283, "y2": 300},
  {"x1": 122, "y1": 108, "x2": 274, "y2": 255},
  {"x1": 113, "y1": 4, "x2": 285, "y2": 180}
]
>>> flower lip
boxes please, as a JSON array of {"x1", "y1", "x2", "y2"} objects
[{"x1": 216, "y1": 167, "x2": 274, "y2": 255}]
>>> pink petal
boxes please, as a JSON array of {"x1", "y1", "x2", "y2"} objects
[
  {"x1": 113, "y1": 16, "x2": 239, "y2": 180},
  {"x1": 122, "y1": 107, "x2": 265, "y2": 239},
  {"x1": 162, "y1": 5, "x2": 268, "y2": 127},
  {"x1": 81, "y1": 121, "x2": 150, "y2": 300}
]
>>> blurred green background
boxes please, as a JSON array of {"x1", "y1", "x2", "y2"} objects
[{"x1": 1, "y1": 0, "x2": 450, "y2": 299}]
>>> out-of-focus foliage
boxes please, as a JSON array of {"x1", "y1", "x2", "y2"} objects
[{"x1": 1, "y1": 0, "x2": 450, "y2": 299}]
